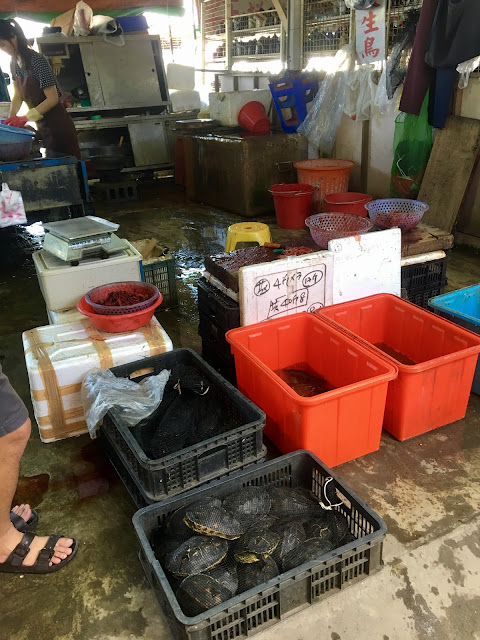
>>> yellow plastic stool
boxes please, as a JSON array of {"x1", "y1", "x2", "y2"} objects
[{"x1": 225, "y1": 222, "x2": 272, "y2": 252}]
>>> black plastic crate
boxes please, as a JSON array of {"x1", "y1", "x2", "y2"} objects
[
  {"x1": 201, "y1": 336, "x2": 237, "y2": 386},
  {"x1": 198, "y1": 277, "x2": 240, "y2": 332},
  {"x1": 144, "y1": 256, "x2": 178, "y2": 310},
  {"x1": 100, "y1": 426, "x2": 267, "y2": 510},
  {"x1": 133, "y1": 450, "x2": 386, "y2": 640},
  {"x1": 99, "y1": 430, "x2": 151, "y2": 509},
  {"x1": 402, "y1": 283, "x2": 447, "y2": 309},
  {"x1": 102, "y1": 349, "x2": 266, "y2": 501},
  {"x1": 198, "y1": 311, "x2": 234, "y2": 362},
  {"x1": 401, "y1": 256, "x2": 448, "y2": 291}
]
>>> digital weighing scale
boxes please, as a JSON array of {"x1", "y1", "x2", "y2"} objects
[{"x1": 43, "y1": 216, "x2": 129, "y2": 263}]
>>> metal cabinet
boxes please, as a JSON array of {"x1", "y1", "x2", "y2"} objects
[{"x1": 38, "y1": 35, "x2": 169, "y2": 109}]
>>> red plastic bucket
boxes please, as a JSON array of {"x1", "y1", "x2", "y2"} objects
[
  {"x1": 324, "y1": 192, "x2": 372, "y2": 217},
  {"x1": 269, "y1": 183, "x2": 315, "y2": 229},
  {"x1": 238, "y1": 101, "x2": 271, "y2": 134}
]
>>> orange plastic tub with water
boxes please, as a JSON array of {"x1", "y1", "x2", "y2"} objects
[
  {"x1": 316, "y1": 294, "x2": 480, "y2": 441},
  {"x1": 226, "y1": 313, "x2": 397, "y2": 467}
]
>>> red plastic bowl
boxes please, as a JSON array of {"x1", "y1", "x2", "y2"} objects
[
  {"x1": 85, "y1": 281, "x2": 159, "y2": 316},
  {"x1": 77, "y1": 294, "x2": 163, "y2": 333},
  {"x1": 324, "y1": 192, "x2": 372, "y2": 217}
]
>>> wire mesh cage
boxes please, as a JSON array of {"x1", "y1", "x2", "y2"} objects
[{"x1": 303, "y1": 0, "x2": 351, "y2": 63}]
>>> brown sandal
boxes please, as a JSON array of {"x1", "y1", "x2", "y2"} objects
[{"x1": 0, "y1": 531, "x2": 78, "y2": 574}]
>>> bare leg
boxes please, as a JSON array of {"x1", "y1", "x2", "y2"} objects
[{"x1": 0, "y1": 419, "x2": 74, "y2": 567}]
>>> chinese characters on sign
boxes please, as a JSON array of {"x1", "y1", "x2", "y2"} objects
[{"x1": 355, "y1": 0, "x2": 385, "y2": 64}]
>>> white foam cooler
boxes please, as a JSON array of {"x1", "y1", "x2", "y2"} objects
[
  {"x1": 47, "y1": 307, "x2": 84, "y2": 325},
  {"x1": 23, "y1": 317, "x2": 173, "y2": 443},
  {"x1": 33, "y1": 239, "x2": 142, "y2": 312}
]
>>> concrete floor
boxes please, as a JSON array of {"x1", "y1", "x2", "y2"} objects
[{"x1": 1, "y1": 183, "x2": 480, "y2": 640}]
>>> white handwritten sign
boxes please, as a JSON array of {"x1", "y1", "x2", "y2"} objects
[
  {"x1": 329, "y1": 228, "x2": 401, "y2": 304},
  {"x1": 355, "y1": 0, "x2": 386, "y2": 65},
  {"x1": 239, "y1": 251, "x2": 334, "y2": 326}
]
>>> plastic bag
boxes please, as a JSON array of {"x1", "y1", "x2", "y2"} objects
[
  {"x1": 457, "y1": 56, "x2": 480, "y2": 90},
  {"x1": 386, "y1": 8, "x2": 420, "y2": 100},
  {"x1": 344, "y1": 66, "x2": 376, "y2": 121},
  {"x1": 373, "y1": 66, "x2": 389, "y2": 115},
  {"x1": 298, "y1": 45, "x2": 354, "y2": 156},
  {"x1": 0, "y1": 183, "x2": 26, "y2": 228},
  {"x1": 344, "y1": 0, "x2": 374, "y2": 8},
  {"x1": 73, "y1": 1, "x2": 93, "y2": 37},
  {"x1": 390, "y1": 93, "x2": 433, "y2": 199},
  {"x1": 82, "y1": 368, "x2": 170, "y2": 438}
]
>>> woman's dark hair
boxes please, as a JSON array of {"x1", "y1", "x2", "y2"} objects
[{"x1": 0, "y1": 19, "x2": 33, "y2": 68}]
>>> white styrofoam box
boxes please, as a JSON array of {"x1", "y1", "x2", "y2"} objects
[
  {"x1": 169, "y1": 89, "x2": 201, "y2": 113},
  {"x1": 400, "y1": 250, "x2": 446, "y2": 267},
  {"x1": 167, "y1": 63, "x2": 195, "y2": 91},
  {"x1": 33, "y1": 239, "x2": 142, "y2": 312},
  {"x1": 239, "y1": 251, "x2": 334, "y2": 326},
  {"x1": 47, "y1": 307, "x2": 84, "y2": 325},
  {"x1": 23, "y1": 317, "x2": 173, "y2": 443},
  {"x1": 204, "y1": 271, "x2": 239, "y2": 302},
  {"x1": 219, "y1": 76, "x2": 270, "y2": 93},
  {"x1": 209, "y1": 89, "x2": 272, "y2": 127},
  {"x1": 329, "y1": 228, "x2": 402, "y2": 305}
]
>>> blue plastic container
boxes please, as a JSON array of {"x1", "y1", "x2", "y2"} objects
[
  {"x1": 269, "y1": 71, "x2": 319, "y2": 133},
  {"x1": 116, "y1": 16, "x2": 148, "y2": 33},
  {"x1": 429, "y1": 284, "x2": 480, "y2": 394},
  {"x1": 0, "y1": 123, "x2": 35, "y2": 143}
]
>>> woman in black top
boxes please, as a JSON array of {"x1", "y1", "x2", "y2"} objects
[{"x1": 0, "y1": 19, "x2": 80, "y2": 159}]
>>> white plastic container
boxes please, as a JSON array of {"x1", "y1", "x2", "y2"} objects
[
  {"x1": 209, "y1": 90, "x2": 272, "y2": 126},
  {"x1": 167, "y1": 63, "x2": 195, "y2": 90},
  {"x1": 47, "y1": 307, "x2": 84, "y2": 325},
  {"x1": 23, "y1": 317, "x2": 173, "y2": 443},
  {"x1": 33, "y1": 240, "x2": 142, "y2": 312}
]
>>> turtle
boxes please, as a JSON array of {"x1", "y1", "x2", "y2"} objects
[
  {"x1": 223, "y1": 486, "x2": 271, "y2": 526},
  {"x1": 282, "y1": 538, "x2": 335, "y2": 573},
  {"x1": 238, "y1": 556, "x2": 279, "y2": 592},
  {"x1": 184, "y1": 504, "x2": 245, "y2": 540},
  {"x1": 234, "y1": 528, "x2": 280, "y2": 564},
  {"x1": 164, "y1": 498, "x2": 222, "y2": 542},
  {"x1": 205, "y1": 564, "x2": 238, "y2": 597},
  {"x1": 271, "y1": 520, "x2": 306, "y2": 565},
  {"x1": 325, "y1": 510, "x2": 350, "y2": 546},
  {"x1": 341, "y1": 532, "x2": 357, "y2": 545},
  {"x1": 176, "y1": 574, "x2": 232, "y2": 617},
  {"x1": 268, "y1": 486, "x2": 326, "y2": 519},
  {"x1": 165, "y1": 536, "x2": 228, "y2": 577},
  {"x1": 304, "y1": 517, "x2": 332, "y2": 542}
]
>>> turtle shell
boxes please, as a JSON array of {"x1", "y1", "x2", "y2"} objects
[
  {"x1": 205, "y1": 564, "x2": 238, "y2": 596},
  {"x1": 223, "y1": 486, "x2": 271, "y2": 524},
  {"x1": 282, "y1": 538, "x2": 335, "y2": 572},
  {"x1": 234, "y1": 529, "x2": 280, "y2": 563},
  {"x1": 165, "y1": 536, "x2": 228, "y2": 576},
  {"x1": 184, "y1": 504, "x2": 245, "y2": 540},
  {"x1": 304, "y1": 517, "x2": 332, "y2": 542},
  {"x1": 341, "y1": 532, "x2": 357, "y2": 545},
  {"x1": 271, "y1": 521, "x2": 306, "y2": 564},
  {"x1": 268, "y1": 487, "x2": 326, "y2": 519},
  {"x1": 177, "y1": 574, "x2": 232, "y2": 617},
  {"x1": 238, "y1": 556, "x2": 279, "y2": 592}
]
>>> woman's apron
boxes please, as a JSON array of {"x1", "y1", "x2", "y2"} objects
[{"x1": 12, "y1": 64, "x2": 81, "y2": 159}]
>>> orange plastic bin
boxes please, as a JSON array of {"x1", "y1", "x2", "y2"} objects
[
  {"x1": 226, "y1": 313, "x2": 398, "y2": 467},
  {"x1": 316, "y1": 294, "x2": 480, "y2": 441},
  {"x1": 294, "y1": 159, "x2": 354, "y2": 213}
]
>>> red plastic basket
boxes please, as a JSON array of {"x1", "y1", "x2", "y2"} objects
[
  {"x1": 315, "y1": 294, "x2": 480, "y2": 441},
  {"x1": 226, "y1": 312, "x2": 398, "y2": 467},
  {"x1": 305, "y1": 212, "x2": 373, "y2": 249},
  {"x1": 86, "y1": 281, "x2": 159, "y2": 316}
]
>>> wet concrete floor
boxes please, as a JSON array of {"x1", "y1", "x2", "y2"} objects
[{"x1": 0, "y1": 182, "x2": 480, "y2": 640}]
